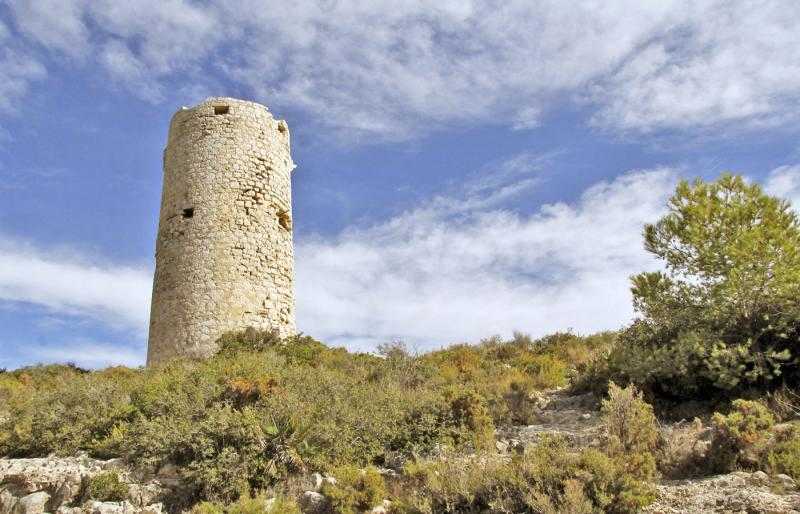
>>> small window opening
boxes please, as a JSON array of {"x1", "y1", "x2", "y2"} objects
[
  {"x1": 214, "y1": 105, "x2": 229, "y2": 115},
  {"x1": 182, "y1": 207, "x2": 194, "y2": 219},
  {"x1": 277, "y1": 122, "x2": 287, "y2": 134},
  {"x1": 277, "y1": 210, "x2": 291, "y2": 231}
]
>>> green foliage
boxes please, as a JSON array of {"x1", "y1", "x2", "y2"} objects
[
  {"x1": 125, "y1": 405, "x2": 305, "y2": 503},
  {"x1": 0, "y1": 329, "x2": 613, "y2": 507},
  {"x1": 710, "y1": 399, "x2": 775, "y2": 471},
  {"x1": 640, "y1": 174, "x2": 800, "y2": 319},
  {"x1": 391, "y1": 436, "x2": 655, "y2": 513},
  {"x1": 85, "y1": 471, "x2": 129, "y2": 502},
  {"x1": 321, "y1": 466, "x2": 386, "y2": 514},
  {"x1": 448, "y1": 391, "x2": 495, "y2": 451},
  {"x1": 601, "y1": 383, "x2": 659, "y2": 482},
  {"x1": 217, "y1": 329, "x2": 330, "y2": 367},
  {"x1": 766, "y1": 425, "x2": 800, "y2": 480},
  {"x1": 190, "y1": 493, "x2": 300, "y2": 514},
  {"x1": 601, "y1": 174, "x2": 800, "y2": 398},
  {"x1": 189, "y1": 502, "x2": 224, "y2": 514},
  {"x1": 0, "y1": 365, "x2": 139, "y2": 458}
]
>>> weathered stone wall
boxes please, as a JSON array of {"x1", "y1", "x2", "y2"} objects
[{"x1": 147, "y1": 97, "x2": 295, "y2": 365}]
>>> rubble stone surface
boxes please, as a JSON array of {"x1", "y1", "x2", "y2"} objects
[
  {"x1": 0, "y1": 457, "x2": 164, "y2": 514},
  {"x1": 147, "y1": 97, "x2": 296, "y2": 365}
]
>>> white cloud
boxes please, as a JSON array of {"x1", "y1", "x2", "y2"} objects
[
  {"x1": 0, "y1": 239, "x2": 151, "y2": 331},
  {"x1": 6, "y1": 162, "x2": 798, "y2": 362},
  {"x1": 5, "y1": 1, "x2": 800, "y2": 141},
  {"x1": 295, "y1": 160, "x2": 676, "y2": 350},
  {"x1": 765, "y1": 165, "x2": 800, "y2": 207},
  {"x1": 24, "y1": 339, "x2": 144, "y2": 368},
  {"x1": 6, "y1": 0, "x2": 90, "y2": 57},
  {"x1": 0, "y1": 20, "x2": 46, "y2": 115},
  {"x1": 99, "y1": 40, "x2": 165, "y2": 103},
  {"x1": 593, "y1": 3, "x2": 800, "y2": 133},
  {"x1": 5, "y1": 0, "x2": 221, "y2": 104}
]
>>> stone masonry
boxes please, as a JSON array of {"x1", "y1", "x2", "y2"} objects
[{"x1": 147, "y1": 97, "x2": 295, "y2": 365}]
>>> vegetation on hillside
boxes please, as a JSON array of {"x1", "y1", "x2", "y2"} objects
[
  {"x1": 0, "y1": 330, "x2": 623, "y2": 510},
  {"x1": 2, "y1": 173, "x2": 800, "y2": 513}
]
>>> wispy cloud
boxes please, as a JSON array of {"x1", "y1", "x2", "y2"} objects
[
  {"x1": 0, "y1": 19, "x2": 46, "y2": 118},
  {"x1": 0, "y1": 167, "x2": 67, "y2": 191},
  {"x1": 295, "y1": 154, "x2": 677, "y2": 350},
  {"x1": 592, "y1": 3, "x2": 800, "y2": 134},
  {"x1": 4, "y1": 2, "x2": 800, "y2": 142},
  {"x1": 5, "y1": 162, "x2": 800, "y2": 364},
  {"x1": 0, "y1": 238, "x2": 152, "y2": 331},
  {"x1": 295, "y1": 163, "x2": 800, "y2": 351},
  {"x1": 11, "y1": 338, "x2": 144, "y2": 369},
  {"x1": 765, "y1": 165, "x2": 800, "y2": 207}
]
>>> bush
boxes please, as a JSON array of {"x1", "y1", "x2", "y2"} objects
[
  {"x1": 601, "y1": 383, "x2": 659, "y2": 482},
  {"x1": 710, "y1": 399, "x2": 775, "y2": 471},
  {"x1": 321, "y1": 466, "x2": 386, "y2": 514},
  {"x1": 190, "y1": 493, "x2": 300, "y2": 514},
  {"x1": 448, "y1": 391, "x2": 495, "y2": 451},
  {"x1": 522, "y1": 354, "x2": 568, "y2": 390},
  {"x1": 766, "y1": 425, "x2": 800, "y2": 480},
  {"x1": 656, "y1": 418, "x2": 714, "y2": 479},
  {"x1": 390, "y1": 436, "x2": 655, "y2": 514},
  {"x1": 85, "y1": 471, "x2": 129, "y2": 502}
]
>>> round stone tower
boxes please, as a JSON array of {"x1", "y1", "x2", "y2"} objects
[{"x1": 147, "y1": 97, "x2": 295, "y2": 365}]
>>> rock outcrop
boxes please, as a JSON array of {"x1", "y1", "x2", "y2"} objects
[
  {"x1": 0, "y1": 457, "x2": 164, "y2": 514},
  {"x1": 644, "y1": 471, "x2": 800, "y2": 513}
]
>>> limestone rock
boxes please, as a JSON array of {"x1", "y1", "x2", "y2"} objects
[
  {"x1": 310, "y1": 473, "x2": 336, "y2": 493},
  {"x1": 0, "y1": 457, "x2": 166, "y2": 514},
  {"x1": 85, "y1": 501, "x2": 163, "y2": 514},
  {"x1": 369, "y1": 500, "x2": 392, "y2": 513},
  {"x1": 13, "y1": 492, "x2": 49, "y2": 514},
  {"x1": 643, "y1": 472, "x2": 800, "y2": 513},
  {"x1": 775, "y1": 473, "x2": 797, "y2": 489},
  {"x1": 1, "y1": 489, "x2": 18, "y2": 514},
  {"x1": 298, "y1": 491, "x2": 327, "y2": 514},
  {"x1": 750, "y1": 470, "x2": 770, "y2": 486}
]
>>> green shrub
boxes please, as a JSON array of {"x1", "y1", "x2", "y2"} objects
[
  {"x1": 766, "y1": 425, "x2": 800, "y2": 480},
  {"x1": 190, "y1": 493, "x2": 300, "y2": 514},
  {"x1": 321, "y1": 466, "x2": 386, "y2": 514},
  {"x1": 448, "y1": 391, "x2": 495, "y2": 451},
  {"x1": 216, "y1": 328, "x2": 284, "y2": 354},
  {"x1": 601, "y1": 383, "x2": 658, "y2": 481},
  {"x1": 217, "y1": 330, "x2": 329, "y2": 367},
  {"x1": 598, "y1": 174, "x2": 800, "y2": 399},
  {"x1": 189, "y1": 502, "x2": 224, "y2": 514},
  {"x1": 391, "y1": 436, "x2": 655, "y2": 514},
  {"x1": 123, "y1": 405, "x2": 305, "y2": 503},
  {"x1": 710, "y1": 399, "x2": 775, "y2": 471},
  {"x1": 523, "y1": 354, "x2": 568, "y2": 390},
  {"x1": 85, "y1": 471, "x2": 129, "y2": 502}
]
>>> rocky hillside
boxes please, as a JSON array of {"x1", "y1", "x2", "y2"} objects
[
  {"x1": 3, "y1": 381, "x2": 800, "y2": 513},
  {"x1": 0, "y1": 456, "x2": 164, "y2": 514}
]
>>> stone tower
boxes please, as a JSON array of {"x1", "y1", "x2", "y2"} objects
[{"x1": 147, "y1": 97, "x2": 296, "y2": 365}]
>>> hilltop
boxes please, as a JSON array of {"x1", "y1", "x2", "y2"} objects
[
  {"x1": 2, "y1": 174, "x2": 800, "y2": 513},
  {"x1": 1, "y1": 329, "x2": 800, "y2": 513}
]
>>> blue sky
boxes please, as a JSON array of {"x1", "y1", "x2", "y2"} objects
[{"x1": 2, "y1": 1, "x2": 800, "y2": 369}]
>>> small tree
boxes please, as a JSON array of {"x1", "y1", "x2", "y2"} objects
[
  {"x1": 614, "y1": 174, "x2": 800, "y2": 396},
  {"x1": 635, "y1": 174, "x2": 800, "y2": 325}
]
